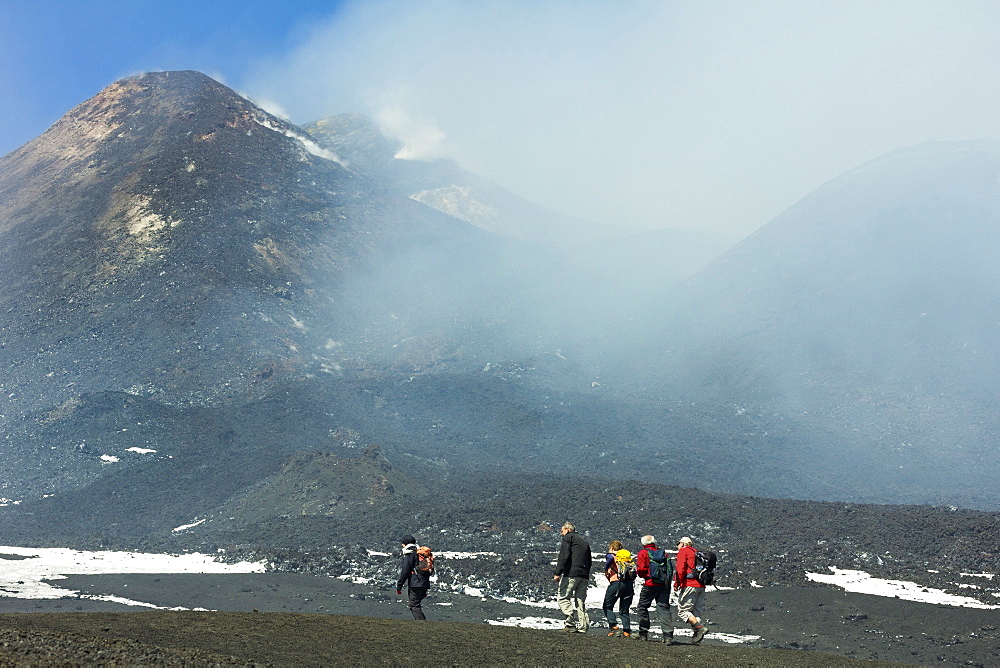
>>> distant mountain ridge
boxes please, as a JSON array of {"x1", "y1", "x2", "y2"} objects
[{"x1": 610, "y1": 138, "x2": 1000, "y2": 507}]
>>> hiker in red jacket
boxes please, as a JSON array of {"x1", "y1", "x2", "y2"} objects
[
  {"x1": 634, "y1": 535, "x2": 676, "y2": 643},
  {"x1": 674, "y1": 536, "x2": 707, "y2": 643}
]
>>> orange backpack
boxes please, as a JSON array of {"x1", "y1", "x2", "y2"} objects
[{"x1": 416, "y1": 546, "x2": 435, "y2": 576}]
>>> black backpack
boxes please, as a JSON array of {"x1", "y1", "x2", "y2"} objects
[
  {"x1": 691, "y1": 550, "x2": 717, "y2": 586},
  {"x1": 646, "y1": 548, "x2": 674, "y2": 585}
]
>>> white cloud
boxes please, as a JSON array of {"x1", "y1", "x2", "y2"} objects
[
  {"x1": 376, "y1": 102, "x2": 448, "y2": 161},
  {"x1": 242, "y1": 0, "x2": 1000, "y2": 237},
  {"x1": 252, "y1": 96, "x2": 291, "y2": 121}
]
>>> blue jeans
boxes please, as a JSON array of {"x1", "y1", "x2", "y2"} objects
[{"x1": 602, "y1": 580, "x2": 634, "y2": 631}]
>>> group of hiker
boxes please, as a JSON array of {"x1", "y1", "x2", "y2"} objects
[
  {"x1": 553, "y1": 522, "x2": 710, "y2": 644},
  {"x1": 394, "y1": 523, "x2": 714, "y2": 644}
]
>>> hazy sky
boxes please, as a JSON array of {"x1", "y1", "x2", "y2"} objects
[{"x1": 3, "y1": 0, "x2": 1000, "y2": 237}]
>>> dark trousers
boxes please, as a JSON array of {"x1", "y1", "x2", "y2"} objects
[
  {"x1": 602, "y1": 580, "x2": 634, "y2": 631},
  {"x1": 636, "y1": 583, "x2": 671, "y2": 636},
  {"x1": 407, "y1": 586, "x2": 429, "y2": 620}
]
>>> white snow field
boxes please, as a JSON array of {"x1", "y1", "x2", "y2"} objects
[
  {"x1": 805, "y1": 567, "x2": 999, "y2": 609},
  {"x1": 0, "y1": 545, "x2": 266, "y2": 609}
]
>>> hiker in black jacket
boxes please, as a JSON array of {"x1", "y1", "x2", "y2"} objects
[
  {"x1": 395, "y1": 534, "x2": 430, "y2": 620},
  {"x1": 552, "y1": 522, "x2": 592, "y2": 633}
]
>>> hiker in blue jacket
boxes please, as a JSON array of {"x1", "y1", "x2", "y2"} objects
[{"x1": 395, "y1": 534, "x2": 431, "y2": 620}]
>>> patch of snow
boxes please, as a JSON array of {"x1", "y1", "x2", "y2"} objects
[
  {"x1": 126, "y1": 447, "x2": 156, "y2": 454},
  {"x1": 254, "y1": 117, "x2": 350, "y2": 168},
  {"x1": 496, "y1": 595, "x2": 558, "y2": 610},
  {"x1": 665, "y1": 627, "x2": 761, "y2": 644},
  {"x1": 0, "y1": 546, "x2": 265, "y2": 607},
  {"x1": 171, "y1": 519, "x2": 206, "y2": 533},
  {"x1": 705, "y1": 631, "x2": 763, "y2": 644},
  {"x1": 435, "y1": 551, "x2": 499, "y2": 559},
  {"x1": 100, "y1": 454, "x2": 120, "y2": 463},
  {"x1": 806, "y1": 567, "x2": 999, "y2": 609},
  {"x1": 486, "y1": 616, "x2": 759, "y2": 644},
  {"x1": 488, "y1": 616, "x2": 564, "y2": 630}
]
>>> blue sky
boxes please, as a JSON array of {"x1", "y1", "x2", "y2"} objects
[
  {"x1": 3, "y1": 0, "x2": 1000, "y2": 237},
  {"x1": 0, "y1": 0, "x2": 334, "y2": 154}
]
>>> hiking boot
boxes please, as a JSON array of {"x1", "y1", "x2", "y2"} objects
[
  {"x1": 561, "y1": 626, "x2": 576, "y2": 633},
  {"x1": 661, "y1": 634, "x2": 677, "y2": 645},
  {"x1": 607, "y1": 626, "x2": 619, "y2": 637},
  {"x1": 691, "y1": 625, "x2": 708, "y2": 644},
  {"x1": 621, "y1": 631, "x2": 632, "y2": 638},
  {"x1": 636, "y1": 633, "x2": 649, "y2": 641}
]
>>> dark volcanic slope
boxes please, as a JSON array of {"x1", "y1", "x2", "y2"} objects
[
  {"x1": 5, "y1": 446, "x2": 997, "y2": 611},
  {"x1": 0, "y1": 70, "x2": 498, "y2": 414},
  {"x1": 0, "y1": 71, "x2": 587, "y2": 503}
]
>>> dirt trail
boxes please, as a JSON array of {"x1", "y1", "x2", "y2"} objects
[{"x1": 0, "y1": 611, "x2": 904, "y2": 667}]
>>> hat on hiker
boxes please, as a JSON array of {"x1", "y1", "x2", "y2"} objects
[
  {"x1": 678, "y1": 536, "x2": 693, "y2": 546},
  {"x1": 641, "y1": 535, "x2": 655, "y2": 545},
  {"x1": 401, "y1": 534, "x2": 416, "y2": 545}
]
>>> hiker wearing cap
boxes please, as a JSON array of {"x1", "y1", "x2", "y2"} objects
[
  {"x1": 395, "y1": 534, "x2": 431, "y2": 620},
  {"x1": 553, "y1": 522, "x2": 592, "y2": 633},
  {"x1": 674, "y1": 536, "x2": 707, "y2": 643},
  {"x1": 634, "y1": 534, "x2": 676, "y2": 643},
  {"x1": 602, "y1": 540, "x2": 637, "y2": 637}
]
